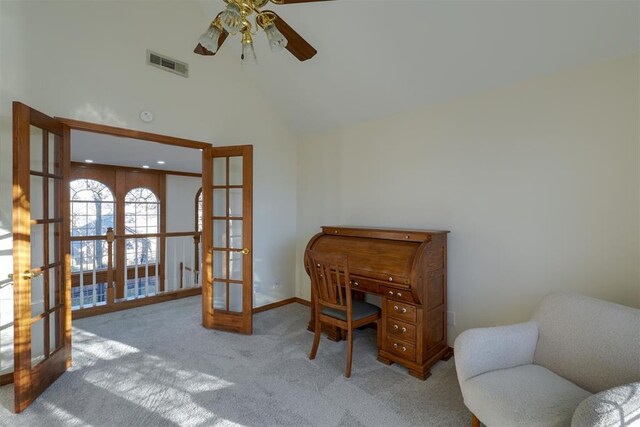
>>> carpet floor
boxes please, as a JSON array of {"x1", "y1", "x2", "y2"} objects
[{"x1": 0, "y1": 296, "x2": 470, "y2": 426}]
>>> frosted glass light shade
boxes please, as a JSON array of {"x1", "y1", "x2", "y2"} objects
[
  {"x1": 264, "y1": 23, "x2": 287, "y2": 52},
  {"x1": 220, "y1": 3, "x2": 243, "y2": 35},
  {"x1": 241, "y1": 41, "x2": 257, "y2": 64},
  {"x1": 199, "y1": 24, "x2": 222, "y2": 52}
]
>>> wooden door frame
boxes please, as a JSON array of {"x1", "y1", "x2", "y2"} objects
[{"x1": 56, "y1": 118, "x2": 212, "y2": 301}]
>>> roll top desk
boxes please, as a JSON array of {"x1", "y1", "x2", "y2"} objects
[{"x1": 304, "y1": 226, "x2": 452, "y2": 380}]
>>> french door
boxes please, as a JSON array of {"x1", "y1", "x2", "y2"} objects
[
  {"x1": 12, "y1": 102, "x2": 72, "y2": 413},
  {"x1": 202, "y1": 145, "x2": 253, "y2": 334}
]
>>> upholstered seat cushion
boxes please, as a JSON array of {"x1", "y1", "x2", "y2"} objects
[
  {"x1": 464, "y1": 364, "x2": 591, "y2": 427},
  {"x1": 321, "y1": 301, "x2": 380, "y2": 321}
]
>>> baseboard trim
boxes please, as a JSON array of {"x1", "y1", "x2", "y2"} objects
[
  {"x1": 294, "y1": 297, "x2": 310, "y2": 306},
  {"x1": 252, "y1": 297, "x2": 311, "y2": 314},
  {"x1": 252, "y1": 297, "x2": 297, "y2": 314},
  {"x1": 0, "y1": 372, "x2": 13, "y2": 386},
  {"x1": 72, "y1": 287, "x2": 202, "y2": 320}
]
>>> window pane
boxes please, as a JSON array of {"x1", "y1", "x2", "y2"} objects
[
  {"x1": 213, "y1": 189, "x2": 226, "y2": 217},
  {"x1": 125, "y1": 187, "x2": 160, "y2": 235},
  {"x1": 228, "y1": 156, "x2": 242, "y2": 185},
  {"x1": 213, "y1": 281, "x2": 226, "y2": 310},
  {"x1": 70, "y1": 179, "x2": 114, "y2": 237},
  {"x1": 229, "y1": 282, "x2": 242, "y2": 312},
  {"x1": 230, "y1": 251, "x2": 242, "y2": 281},
  {"x1": 213, "y1": 158, "x2": 226, "y2": 185},
  {"x1": 213, "y1": 251, "x2": 226, "y2": 279},
  {"x1": 30, "y1": 174, "x2": 44, "y2": 221},
  {"x1": 213, "y1": 220, "x2": 226, "y2": 248},
  {"x1": 229, "y1": 219, "x2": 242, "y2": 249},
  {"x1": 229, "y1": 188, "x2": 242, "y2": 217},
  {"x1": 29, "y1": 126, "x2": 43, "y2": 172}
]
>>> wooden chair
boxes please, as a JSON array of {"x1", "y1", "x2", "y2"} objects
[{"x1": 306, "y1": 249, "x2": 381, "y2": 378}]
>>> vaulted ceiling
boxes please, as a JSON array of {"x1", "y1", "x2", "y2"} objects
[{"x1": 198, "y1": 0, "x2": 639, "y2": 136}]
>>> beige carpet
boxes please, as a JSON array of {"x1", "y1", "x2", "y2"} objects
[{"x1": 0, "y1": 296, "x2": 470, "y2": 426}]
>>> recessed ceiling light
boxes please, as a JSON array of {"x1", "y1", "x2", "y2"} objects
[
  {"x1": 85, "y1": 159, "x2": 94, "y2": 163},
  {"x1": 157, "y1": 160, "x2": 165, "y2": 165},
  {"x1": 142, "y1": 165, "x2": 150, "y2": 169}
]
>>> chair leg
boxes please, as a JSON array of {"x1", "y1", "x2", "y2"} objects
[
  {"x1": 471, "y1": 414, "x2": 480, "y2": 427},
  {"x1": 345, "y1": 328, "x2": 353, "y2": 378},
  {"x1": 309, "y1": 316, "x2": 321, "y2": 360}
]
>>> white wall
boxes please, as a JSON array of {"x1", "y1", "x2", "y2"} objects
[
  {"x1": 165, "y1": 175, "x2": 201, "y2": 291},
  {"x1": 0, "y1": 0, "x2": 298, "y2": 373},
  {"x1": 296, "y1": 55, "x2": 640, "y2": 344}
]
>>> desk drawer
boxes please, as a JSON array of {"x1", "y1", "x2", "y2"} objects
[
  {"x1": 380, "y1": 285, "x2": 414, "y2": 303},
  {"x1": 386, "y1": 318, "x2": 416, "y2": 343},
  {"x1": 349, "y1": 277, "x2": 379, "y2": 294},
  {"x1": 386, "y1": 300, "x2": 417, "y2": 323},
  {"x1": 386, "y1": 338, "x2": 416, "y2": 361}
]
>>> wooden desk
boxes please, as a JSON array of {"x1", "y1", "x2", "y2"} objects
[{"x1": 305, "y1": 226, "x2": 452, "y2": 380}]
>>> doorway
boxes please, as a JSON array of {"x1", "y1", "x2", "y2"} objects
[{"x1": 10, "y1": 102, "x2": 254, "y2": 412}]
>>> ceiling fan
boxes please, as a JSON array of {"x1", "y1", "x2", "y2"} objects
[{"x1": 194, "y1": 0, "x2": 333, "y2": 63}]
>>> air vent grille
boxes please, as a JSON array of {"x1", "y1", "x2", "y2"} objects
[{"x1": 146, "y1": 50, "x2": 188, "y2": 78}]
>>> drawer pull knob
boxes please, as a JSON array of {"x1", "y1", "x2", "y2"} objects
[
  {"x1": 393, "y1": 324, "x2": 399, "y2": 330},
  {"x1": 393, "y1": 343, "x2": 398, "y2": 349},
  {"x1": 401, "y1": 308, "x2": 407, "y2": 313},
  {"x1": 401, "y1": 327, "x2": 407, "y2": 333},
  {"x1": 388, "y1": 277, "x2": 393, "y2": 282},
  {"x1": 402, "y1": 346, "x2": 407, "y2": 352},
  {"x1": 353, "y1": 281, "x2": 359, "y2": 287},
  {"x1": 397, "y1": 292, "x2": 402, "y2": 297},
  {"x1": 393, "y1": 305, "x2": 399, "y2": 311},
  {"x1": 388, "y1": 290, "x2": 394, "y2": 296}
]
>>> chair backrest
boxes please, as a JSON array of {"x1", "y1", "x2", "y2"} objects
[
  {"x1": 306, "y1": 249, "x2": 352, "y2": 318},
  {"x1": 532, "y1": 292, "x2": 640, "y2": 393}
]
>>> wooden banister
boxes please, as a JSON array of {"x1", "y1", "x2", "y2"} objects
[
  {"x1": 71, "y1": 228, "x2": 202, "y2": 313},
  {"x1": 106, "y1": 227, "x2": 115, "y2": 304}
]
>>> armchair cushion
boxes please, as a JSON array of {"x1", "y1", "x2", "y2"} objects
[
  {"x1": 533, "y1": 292, "x2": 640, "y2": 393},
  {"x1": 464, "y1": 364, "x2": 591, "y2": 427},
  {"x1": 571, "y1": 382, "x2": 640, "y2": 427},
  {"x1": 454, "y1": 321, "x2": 539, "y2": 382}
]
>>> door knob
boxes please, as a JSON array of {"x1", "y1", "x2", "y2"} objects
[
  {"x1": 8, "y1": 270, "x2": 42, "y2": 280},
  {"x1": 241, "y1": 248, "x2": 250, "y2": 255}
]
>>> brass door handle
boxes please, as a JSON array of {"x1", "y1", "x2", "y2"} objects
[
  {"x1": 241, "y1": 248, "x2": 250, "y2": 255},
  {"x1": 8, "y1": 270, "x2": 42, "y2": 280}
]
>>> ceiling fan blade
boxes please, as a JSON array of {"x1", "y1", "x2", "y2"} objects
[
  {"x1": 271, "y1": 0, "x2": 334, "y2": 4},
  {"x1": 266, "y1": 11, "x2": 317, "y2": 61}
]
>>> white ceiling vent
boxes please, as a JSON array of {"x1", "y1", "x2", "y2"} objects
[{"x1": 146, "y1": 50, "x2": 188, "y2": 78}]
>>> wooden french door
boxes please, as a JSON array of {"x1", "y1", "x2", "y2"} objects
[
  {"x1": 12, "y1": 102, "x2": 72, "y2": 412},
  {"x1": 202, "y1": 145, "x2": 253, "y2": 334}
]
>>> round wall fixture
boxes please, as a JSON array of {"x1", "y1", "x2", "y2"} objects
[{"x1": 139, "y1": 110, "x2": 154, "y2": 123}]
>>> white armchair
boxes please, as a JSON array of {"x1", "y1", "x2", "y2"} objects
[{"x1": 454, "y1": 292, "x2": 640, "y2": 427}]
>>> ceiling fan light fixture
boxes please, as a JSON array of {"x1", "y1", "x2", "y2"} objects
[
  {"x1": 264, "y1": 23, "x2": 287, "y2": 52},
  {"x1": 199, "y1": 22, "x2": 223, "y2": 53},
  {"x1": 220, "y1": 2, "x2": 243, "y2": 35},
  {"x1": 241, "y1": 31, "x2": 257, "y2": 64}
]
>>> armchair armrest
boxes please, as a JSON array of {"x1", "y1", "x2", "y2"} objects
[
  {"x1": 571, "y1": 382, "x2": 640, "y2": 427},
  {"x1": 454, "y1": 321, "x2": 539, "y2": 382}
]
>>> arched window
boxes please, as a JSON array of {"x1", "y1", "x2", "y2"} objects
[
  {"x1": 70, "y1": 179, "x2": 114, "y2": 307},
  {"x1": 124, "y1": 188, "x2": 160, "y2": 298},
  {"x1": 70, "y1": 179, "x2": 114, "y2": 272},
  {"x1": 70, "y1": 179, "x2": 115, "y2": 237},
  {"x1": 125, "y1": 188, "x2": 160, "y2": 235},
  {"x1": 195, "y1": 188, "x2": 203, "y2": 232}
]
